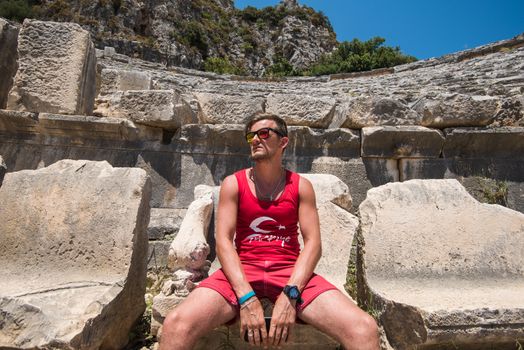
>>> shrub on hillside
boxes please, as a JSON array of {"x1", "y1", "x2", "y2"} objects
[
  {"x1": 264, "y1": 55, "x2": 300, "y2": 77},
  {"x1": 305, "y1": 37, "x2": 417, "y2": 76},
  {"x1": 204, "y1": 57, "x2": 246, "y2": 75},
  {"x1": 0, "y1": 0, "x2": 34, "y2": 22}
]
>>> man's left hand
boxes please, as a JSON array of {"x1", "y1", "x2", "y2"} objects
[{"x1": 269, "y1": 293, "x2": 296, "y2": 347}]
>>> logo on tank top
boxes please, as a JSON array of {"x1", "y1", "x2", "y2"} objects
[{"x1": 245, "y1": 216, "x2": 290, "y2": 247}]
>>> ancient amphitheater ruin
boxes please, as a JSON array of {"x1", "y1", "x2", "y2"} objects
[{"x1": 0, "y1": 18, "x2": 523, "y2": 349}]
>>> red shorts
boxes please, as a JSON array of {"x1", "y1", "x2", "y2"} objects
[{"x1": 198, "y1": 260, "x2": 337, "y2": 313}]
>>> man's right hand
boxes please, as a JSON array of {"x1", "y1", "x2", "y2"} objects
[{"x1": 240, "y1": 297, "x2": 268, "y2": 347}]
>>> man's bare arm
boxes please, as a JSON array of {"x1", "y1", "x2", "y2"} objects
[
  {"x1": 215, "y1": 175, "x2": 251, "y2": 295},
  {"x1": 287, "y1": 176, "x2": 322, "y2": 289}
]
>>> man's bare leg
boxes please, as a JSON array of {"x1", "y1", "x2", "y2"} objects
[
  {"x1": 159, "y1": 287, "x2": 237, "y2": 350},
  {"x1": 298, "y1": 290, "x2": 379, "y2": 350}
]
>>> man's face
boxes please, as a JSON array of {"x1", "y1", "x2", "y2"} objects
[{"x1": 247, "y1": 119, "x2": 288, "y2": 161}]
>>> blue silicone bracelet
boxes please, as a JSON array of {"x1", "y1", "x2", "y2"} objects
[{"x1": 238, "y1": 290, "x2": 256, "y2": 305}]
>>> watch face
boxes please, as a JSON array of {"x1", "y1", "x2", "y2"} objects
[
  {"x1": 289, "y1": 287, "x2": 299, "y2": 299},
  {"x1": 285, "y1": 285, "x2": 299, "y2": 299}
]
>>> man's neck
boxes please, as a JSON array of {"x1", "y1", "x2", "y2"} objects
[{"x1": 252, "y1": 160, "x2": 283, "y2": 187}]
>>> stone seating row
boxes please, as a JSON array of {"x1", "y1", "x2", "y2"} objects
[{"x1": 0, "y1": 157, "x2": 522, "y2": 349}]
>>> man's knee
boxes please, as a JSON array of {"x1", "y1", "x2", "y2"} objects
[
  {"x1": 162, "y1": 308, "x2": 194, "y2": 336},
  {"x1": 352, "y1": 313, "x2": 379, "y2": 342}
]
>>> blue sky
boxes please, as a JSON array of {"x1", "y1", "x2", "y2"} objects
[{"x1": 234, "y1": 0, "x2": 524, "y2": 60}]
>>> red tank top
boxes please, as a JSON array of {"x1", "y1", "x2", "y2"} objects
[{"x1": 234, "y1": 169, "x2": 301, "y2": 262}]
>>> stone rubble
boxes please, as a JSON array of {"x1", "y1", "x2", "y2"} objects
[{"x1": 151, "y1": 190, "x2": 213, "y2": 335}]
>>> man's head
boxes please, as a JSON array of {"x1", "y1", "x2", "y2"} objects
[
  {"x1": 245, "y1": 113, "x2": 289, "y2": 161},
  {"x1": 245, "y1": 113, "x2": 288, "y2": 139}
]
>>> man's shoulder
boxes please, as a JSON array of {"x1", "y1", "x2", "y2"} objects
[
  {"x1": 295, "y1": 173, "x2": 315, "y2": 197},
  {"x1": 221, "y1": 170, "x2": 245, "y2": 193},
  {"x1": 224, "y1": 168, "x2": 246, "y2": 180}
]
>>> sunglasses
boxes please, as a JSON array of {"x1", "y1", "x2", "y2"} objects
[{"x1": 245, "y1": 127, "x2": 284, "y2": 144}]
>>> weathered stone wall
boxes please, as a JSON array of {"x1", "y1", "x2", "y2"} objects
[{"x1": 3, "y1": 22, "x2": 520, "y2": 212}]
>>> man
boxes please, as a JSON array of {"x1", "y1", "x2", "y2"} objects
[{"x1": 160, "y1": 114, "x2": 379, "y2": 349}]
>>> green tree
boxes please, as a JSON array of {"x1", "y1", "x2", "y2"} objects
[
  {"x1": 264, "y1": 55, "x2": 299, "y2": 77},
  {"x1": 203, "y1": 57, "x2": 246, "y2": 75},
  {"x1": 0, "y1": 0, "x2": 34, "y2": 22},
  {"x1": 305, "y1": 37, "x2": 417, "y2": 76}
]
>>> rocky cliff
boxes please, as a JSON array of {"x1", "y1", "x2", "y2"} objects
[{"x1": 27, "y1": 0, "x2": 336, "y2": 75}]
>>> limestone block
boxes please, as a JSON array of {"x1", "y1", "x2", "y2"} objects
[
  {"x1": 300, "y1": 173, "x2": 352, "y2": 211},
  {"x1": 0, "y1": 18, "x2": 19, "y2": 109},
  {"x1": 400, "y1": 159, "x2": 524, "y2": 213},
  {"x1": 287, "y1": 126, "x2": 360, "y2": 158},
  {"x1": 39, "y1": 113, "x2": 162, "y2": 141},
  {"x1": 399, "y1": 158, "x2": 449, "y2": 182},
  {"x1": 400, "y1": 157, "x2": 524, "y2": 183},
  {"x1": 168, "y1": 196, "x2": 213, "y2": 271},
  {"x1": 147, "y1": 240, "x2": 171, "y2": 270},
  {"x1": 148, "y1": 208, "x2": 187, "y2": 240},
  {"x1": 361, "y1": 126, "x2": 445, "y2": 159},
  {"x1": 7, "y1": 20, "x2": 96, "y2": 115},
  {"x1": 194, "y1": 184, "x2": 219, "y2": 201},
  {"x1": 175, "y1": 153, "x2": 250, "y2": 208},
  {"x1": 443, "y1": 126, "x2": 524, "y2": 159},
  {"x1": 0, "y1": 155, "x2": 6, "y2": 186},
  {"x1": 358, "y1": 179, "x2": 524, "y2": 349},
  {"x1": 0, "y1": 160, "x2": 151, "y2": 350},
  {"x1": 490, "y1": 95, "x2": 524, "y2": 127},
  {"x1": 313, "y1": 202, "x2": 359, "y2": 296},
  {"x1": 0, "y1": 109, "x2": 38, "y2": 134},
  {"x1": 134, "y1": 154, "x2": 178, "y2": 208},
  {"x1": 339, "y1": 97, "x2": 421, "y2": 128},
  {"x1": 94, "y1": 90, "x2": 195, "y2": 130},
  {"x1": 104, "y1": 46, "x2": 116, "y2": 57},
  {"x1": 266, "y1": 93, "x2": 336, "y2": 128},
  {"x1": 99, "y1": 68, "x2": 152, "y2": 95},
  {"x1": 0, "y1": 109, "x2": 162, "y2": 141},
  {"x1": 177, "y1": 124, "x2": 248, "y2": 155},
  {"x1": 194, "y1": 92, "x2": 265, "y2": 124},
  {"x1": 361, "y1": 158, "x2": 399, "y2": 186},
  {"x1": 310, "y1": 157, "x2": 372, "y2": 212},
  {"x1": 413, "y1": 93, "x2": 501, "y2": 128}
]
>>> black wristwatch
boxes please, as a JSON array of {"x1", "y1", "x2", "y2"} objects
[{"x1": 283, "y1": 285, "x2": 303, "y2": 305}]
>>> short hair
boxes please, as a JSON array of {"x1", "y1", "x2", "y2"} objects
[{"x1": 245, "y1": 113, "x2": 288, "y2": 137}]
